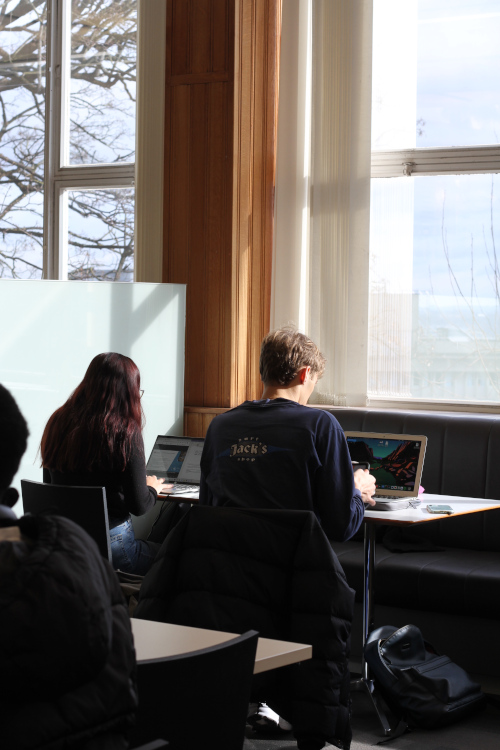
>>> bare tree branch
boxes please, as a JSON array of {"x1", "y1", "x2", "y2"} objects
[{"x1": 0, "y1": 0, "x2": 136, "y2": 281}]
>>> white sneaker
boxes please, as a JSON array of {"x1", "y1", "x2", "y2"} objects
[{"x1": 247, "y1": 703, "x2": 292, "y2": 732}]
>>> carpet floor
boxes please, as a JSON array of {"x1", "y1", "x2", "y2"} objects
[{"x1": 243, "y1": 691, "x2": 500, "y2": 750}]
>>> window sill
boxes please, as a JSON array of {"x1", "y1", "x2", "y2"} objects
[{"x1": 310, "y1": 399, "x2": 500, "y2": 417}]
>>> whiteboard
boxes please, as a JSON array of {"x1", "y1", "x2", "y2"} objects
[{"x1": 0, "y1": 280, "x2": 186, "y2": 520}]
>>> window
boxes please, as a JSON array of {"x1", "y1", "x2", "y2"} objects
[
  {"x1": 0, "y1": 0, "x2": 138, "y2": 281},
  {"x1": 369, "y1": 0, "x2": 500, "y2": 405}
]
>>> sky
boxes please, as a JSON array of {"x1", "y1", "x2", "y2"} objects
[
  {"x1": 370, "y1": 1, "x2": 500, "y2": 401},
  {"x1": 372, "y1": 0, "x2": 500, "y2": 303}
]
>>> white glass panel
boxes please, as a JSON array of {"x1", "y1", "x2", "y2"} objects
[
  {"x1": 0, "y1": 1, "x2": 46, "y2": 278},
  {"x1": 373, "y1": 0, "x2": 500, "y2": 150},
  {"x1": 69, "y1": 0, "x2": 137, "y2": 165},
  {"x1": 369, "y1": 173, "x2": 500, "y2": 403},
  {"x1": 0, "y1": 280, "x2": 186, "y2": 517},
  {"x1": 65, "y1": 187, "x2": 134, "y2": 280}
]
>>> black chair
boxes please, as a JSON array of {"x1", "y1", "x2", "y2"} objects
[
  {"x1": 21, "y1": 480, "x2": 112, "y2": 561},
  {"x1": 129, "y1": 629, "x2": 259, "y2": 750}
]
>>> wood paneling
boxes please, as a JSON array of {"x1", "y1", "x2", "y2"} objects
[
  {"x1": 184, "y1": 406, "x2": 230, "y2": 437},
  {"x1": 231, "y1": 0, "x2": 280, "y2": 405},
  {"x1": 163, "y1": 0, "x2": 281, "y2": 431},
  {"x1": 171, "y1": 0, "x2": 230, "y2": 77},
  {"x1": 164, "y1": 0, "x2": 234, "y2": 411},
  {"x1": 165, "y1": 77, "x2": 233, "y2": 408}
]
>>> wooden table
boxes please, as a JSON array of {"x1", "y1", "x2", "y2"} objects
[
  {"x1": 131, "y1": 618, "x2": 312, "y2": 674},
  {"x1": 351, "y1": 493, "x2": 500, "y2": 734}
]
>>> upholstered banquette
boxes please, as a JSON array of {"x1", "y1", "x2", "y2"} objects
[{"x1": 326, "y1": 407, "x2": 500, "y2": 678}]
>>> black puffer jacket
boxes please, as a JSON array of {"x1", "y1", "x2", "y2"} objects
[
  {"x1": 134, "y1": 505, "x2": 355, "y2": 749},
  {"x1": 0, "y1": 514, "x2": 137, "y2": 749}
]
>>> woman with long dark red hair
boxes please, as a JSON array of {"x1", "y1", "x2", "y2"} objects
[{"x1": 41, "y1": 352, "x2": 169, "y2": 575}]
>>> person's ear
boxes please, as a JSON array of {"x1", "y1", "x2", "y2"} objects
[{"x1": 299, "y1": 366, "x2": 311, "y2": 384}]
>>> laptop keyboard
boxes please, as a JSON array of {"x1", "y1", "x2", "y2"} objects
[
  {"x1": 169, "y1": 483, "x2": 199, "y2": 494},
  {"x1": 375, "y1": 496, "x2": 421, "y2": 508},
  {"x1": 377, "y1": 495, "x2": 418, "y2": 501}
]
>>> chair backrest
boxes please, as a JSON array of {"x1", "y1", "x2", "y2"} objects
[
  {"x1": 21, "y1": 480, "x2": 112, "y2": 561},
  {"x1": 129, "y1": 629, "x2": 259, "y2": 750}
]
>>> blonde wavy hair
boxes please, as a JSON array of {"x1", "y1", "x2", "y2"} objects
[{"x1": 259, "y1": 327, "x2": 326, "y2": 386}]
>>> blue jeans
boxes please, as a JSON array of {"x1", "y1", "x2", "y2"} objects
[{"x1": 109, "y1": 516, "x2": 159, "y2": 576}]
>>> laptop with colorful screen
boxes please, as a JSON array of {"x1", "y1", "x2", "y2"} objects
[{"x1": 344, "y1": 431, "x2": 427, "y2": 508}]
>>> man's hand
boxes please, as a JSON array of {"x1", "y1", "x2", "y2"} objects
[{"x1": 353, "y1": 468, "x2": 376, "y2": 506}]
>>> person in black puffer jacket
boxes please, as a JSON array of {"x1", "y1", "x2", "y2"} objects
[
  {"x1": 0, "y1": 383, "x2": 137, "y2": 750},
  {"x1": 135, "y1": 504, "x2": 355, "y2": 750}
]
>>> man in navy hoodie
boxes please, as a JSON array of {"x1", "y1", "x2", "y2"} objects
[{"x1": 200, "y1": 326, "x2": 376, "y2": 543}]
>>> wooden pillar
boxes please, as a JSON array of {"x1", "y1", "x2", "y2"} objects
[
  {"x1": 230, "y1": 0, "x2": 281, "y2": 405},
  {"x1": 163, "y1": 0, "x2": 281, "y2": 436}
]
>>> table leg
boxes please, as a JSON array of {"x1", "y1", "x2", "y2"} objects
[
  {"x1": 351, "y1": 522, "x2": 393, "y2": 736},
  {"x1": 363, "y1": 523, "x2": 376, "y2": 672}
]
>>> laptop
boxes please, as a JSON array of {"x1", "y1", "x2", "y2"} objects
[
  {"x1": 344, "y1": 431, "x2": 427, "y2": 510},
  {"x1": 146, "y1": 435, "x2": 204, "y2": 497}
]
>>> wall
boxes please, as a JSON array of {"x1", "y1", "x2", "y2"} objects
[{"x1": 162, "y1": 0, "x2": 281, "y2": 435}]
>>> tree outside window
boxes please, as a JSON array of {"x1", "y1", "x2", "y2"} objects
[{"x1": 0, "y1": 0, "x2": 137, "y2": 281}]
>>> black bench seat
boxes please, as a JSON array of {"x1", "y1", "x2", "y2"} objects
[
  {"x1": 333, "y1": 539, "x2": 500, "y2": 619},
  {"x1": 326, "y1": 407, "x2": 500, "y2": 677}
]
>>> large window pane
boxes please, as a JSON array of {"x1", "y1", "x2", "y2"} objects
[
  {"x1": 69, "y1": 0, "x2": 137, "y2": 165},
  {"x1": 0, "y1": 0, "x2": 46, "y2": 278},
  {"x1": 369, "y1": 173, "x2": 500, "y2": 403},
  {"x1": 66, "y1": 188, "x2": 134, "y2": 280},
  {"x1": 372, "y1": 0, "x2": 500, "y2": 150},
  {"x1": 372, "y1": 0, "x2": 418, "y2": 151}
]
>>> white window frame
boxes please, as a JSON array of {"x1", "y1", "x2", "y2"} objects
[
  {"x1": 42, "y1": 0, "x2": 165, "y2": 281},
  {"x1": 372, "y1": 146, "x2": 500, "y2": 179},
  {"x1": 369, "y1": 145, "x2": 500, "y2": 413},
  {"x1": 274, "y1": 0, "x2": 500, "y2": 414}
]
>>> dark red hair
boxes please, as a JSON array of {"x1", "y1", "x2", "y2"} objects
[{"x1": 41, "y1": 353, "x2": 143, "y2": 473}]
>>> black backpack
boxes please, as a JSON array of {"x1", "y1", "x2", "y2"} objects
[{"x1": 364, "y1": 624, "x2": 486, "y2": 729}]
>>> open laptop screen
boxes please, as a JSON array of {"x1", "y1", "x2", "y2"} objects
[
  {"x1": 146, "y1": 436, "x2": 204, "y2": 485},
  {"x1": 345, "y1": 432, "x2": 427, "y2": 496}
]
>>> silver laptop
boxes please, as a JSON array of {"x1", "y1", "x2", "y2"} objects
[
  {"x1": 146, "y1": 435, "x2": 204, "y2": 496},
  {"x1": 344, "y1": 431, "x2": 427, "y2": 508}
]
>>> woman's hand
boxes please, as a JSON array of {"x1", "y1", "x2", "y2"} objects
[{"x1": 146, "y1": 475, "x2": 173, "y2": 494}]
